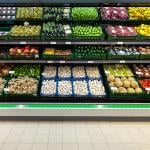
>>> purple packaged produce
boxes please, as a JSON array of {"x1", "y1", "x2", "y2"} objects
[
  {"x1": 106, "y1": 25, "x2": 137, "y2": 37},
  {"x1": 101, "y1": 7, "x2": 128, "y2": 20}
]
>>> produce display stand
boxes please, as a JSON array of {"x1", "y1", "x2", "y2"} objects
[{"x1": 0, "y1": 1, "x2": 149, "y2": 119}]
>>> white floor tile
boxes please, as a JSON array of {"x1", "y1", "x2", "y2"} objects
[
  {"x1": 78, "y1": 144, "x2": 93, "y2": 150},
  {"x1": 63, "y1": 144, "x2": 78, "y2": 150},
  {"x1": 16, "y1": 144, "x2": 32, "y2": 150},
  {"x1": 48, "y1": 135, "x2": 62, "y2": 143},
  {"x1": 140, "y1": 144, "x2": 150, "y2": 150},
  {"x1": 77, "y1": 135, "x2": 91, "y2": 143},
  {"x1": 10, "y1": 127, "x2": 25, "y2": 134},
  {"x1": 90, "y1": 134, "x2": 107, "y2": 143},
  {"x1": 48, "y1": 144, "x2": 62, "y2": 150},
  {"x1": 104, "y1": 134, "x2": 121, "y2": 144},
  {"x1": 33, "y1": 134, "x2": 49, "y2": 144},
  {"x1": 20, "y1": 134, "x2": 35, "y2": 144},
  {"x1": 118, "y1": 134, "x2": 136, "y2": 144},
  {"x1": 124, "y1": 144, "x2": 141, "y2": 150},
  {"x1": 5, "y1": 134, "x2": 21, "y2": 144},
  {"x1": 63, "y1": 135, "x2": 77, "y2": 144},
  {"x1": 0, "y1": 135, "x2": 9, "y2": 144},
  {"x1": 131, "y1": 134, "x2": 149, "y2": 144},
  {"x1": 108, "y1": 144, "x2": 126, "y2": 150},
  {"x1": 93, "y1": 143, "x2": 109, "y2": 150},
  {"x1": 1, "y1": 144, "x2": 17, "y2": 150},
  {"x1": 32, "y1": 144, "x2": 47, "y2": 150}
]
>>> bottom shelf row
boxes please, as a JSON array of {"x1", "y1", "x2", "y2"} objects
[{"x1": 0, "y1": 63, "x2": 150, "y2": 99}]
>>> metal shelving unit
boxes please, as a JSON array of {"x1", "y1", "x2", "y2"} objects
[{"x1": 0, "y1": 1, "x2": 149, "y2": 118}]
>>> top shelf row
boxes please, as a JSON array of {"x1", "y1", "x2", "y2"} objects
[
  {"x1": 0, "y1": 7, "x2": 150, "y2": 22},
  {"x1": 0, "y1": 0, "x2": 149, "y2": 5}
]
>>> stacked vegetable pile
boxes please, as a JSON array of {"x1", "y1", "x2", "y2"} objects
[
  {"x1": 10, "y1": 25, "x2": 41, "y2": 38},
  {"x1": 128, "y1": 7, "x2": 150, "y2": 20},
  {"x1": 106, "y1": 25, "x2": 137, "y2": 38},
  {"x1": 107, "y1": 46, "x2": 140, "y2": 59},
  {"x1": 0, "y1": 7, "x2": 16, "y2": 20},
  {"x1": 0, "y1": 78, "x2": 6, "y2": 95},
  {"x1": 44, "y1": 7, "x2": 70, "y2": 21},
  {"x1": 43, "y1": 47, "x2": 72, "y2": 59},
  {"x1": 40, "y1": 65, "x2": 106, "y2": 97},
  {"x1": 16, "y1": 7, "x2": 43, "y2": 19},
  {"x1": 8, "y1": 45, "x2": 39, "y2": 59},
  {"x1": 132, "y1": 64, "x2": 150, "y2": 78},
  {"x1": 13, "y1": 64, "x2": 40, "y2": 78},
  {"x1": 73, "y1": 45, "x2": 107, "y2": 59},
  {"x1": 42, "y1": 22, "x2": 71, "y2": 39},
  {"x1": 71, "y1": 7, "x2": 99, "y2": 21},
  {"x1": 3, "y1": 64, "x2": 40, "y2": 96},
  {"x1": 0, "y1": 64, "x2": 14, "y2": 77},
  {"x1": 72, "y1": 25, "x2": 103, "y2": 39},
  {"x1": 101, "y1": 7, "x2": 128, "y2": 20},
  {"x1": 135, "y1": 24, "x2": 150, "y2": 37},
  {"x1": 104, "y1": 64, "x2": 143, "y2": 97}
]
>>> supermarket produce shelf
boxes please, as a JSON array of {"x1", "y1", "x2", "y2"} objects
[
  {"x1": 0, "y1": 41, "x2": 150, "y2": 45},
  {"x1": 0, "y1": 60, "x2": 150, "y2": 64},
  {"x1": 0, "y1": 103, "x2": 150, "y2": 117}
]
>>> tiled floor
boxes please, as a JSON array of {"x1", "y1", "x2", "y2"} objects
[{"x1": 0, "y1": 121, "x2": 149, "y2": 150}]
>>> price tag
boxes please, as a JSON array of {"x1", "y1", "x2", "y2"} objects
[
  {"x1": 136, "y1": 72, "x2": 143, "y2": 75},
  {"x1": 120, "y1": 60, "x2": 126, "y2": 63},
  {"x1": 20, "y1": 41, "x2": 27, "y2": 45},
  {"x1": 9, "y1": 71, "x2": 15, "y2": 74},
  {"x1": 145, "y1": 88, "x2": 150, "y2": 91},
  {"x1": 59, "y1": 61, "x2": 66, "y2": 63},
  {"x1": 47, "y1": 61, "x2": 54, "y2": 63},
  {"x1": 117, "y1": 42, "x2": 124, "y2": 45},
  {"x1": 50, "y1": 42, "x2": 56, "y2": 44},
  {"x1": 4, "y1": 88, "x2": 9, "y2": 92},
  {"x1": 88, "y1": 61, "x2": 94, "y2": 64},
  {"x1": 35, "y1": 54, "x2": 39, "y2": 58},
  {"x1": 105, "y1": 71, "x2": 110, "y2": 74},
  {"x1": 65, "y1": 41, "x2": 71, "y2": 45},
  {"x1": 111, "y1": 87, "x2": 118, "y2": 90}
]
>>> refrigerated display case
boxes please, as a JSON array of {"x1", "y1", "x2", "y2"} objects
[{"x1": 0, "y1": 0, "x2": 149, "y2": 118}]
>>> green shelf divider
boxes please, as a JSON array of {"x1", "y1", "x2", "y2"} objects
[{"x1": 0, "y1": 103, "x2": 150, "y2": 109}]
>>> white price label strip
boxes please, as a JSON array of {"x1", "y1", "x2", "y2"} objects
[
  {"x1": 88, "y1": 61, "x2": 94, "y2": 63},
  {"x1": 47, "y1": 61, "x2": 54, "y2": 63},
  {"x1": 145, "y1": 88, "x2": 150, "y2": 91},
  {"x1": 111, "y1": 87, "x2": 118, "y2": 90},
  {"x1": 35, "y1": 54, "x2": 39, "y2": 58},
  {"x1": 20, "y1": 41, "x2": 27, "y2": 44},
  {"x1": 117, "y1": 42, "x2": 124, "y2": 45},
  {"x1": 136, "y1": 72, "x2": 143, "y2": 75},
  {"x1": 65, "y1": 41, "x2": 71, "y2": 44},
  {"x1": 120, "y1": 60, "x2": 126, "y2": 63},
  {"x1": 59, "y1": 61, "x2": 66, "y2": 63},
  {"x1": 105, "y1": 71, "x2": 110, "y2": 74},
  {"x1": 9, "y1": 71, "x2": 15, "y2": 74},
  {"x1": 50, "y1": 42, "x2": 56, "y2": 44},
  {"x1": 4, "y1": 88, "x2": 9, "y2": 92}
]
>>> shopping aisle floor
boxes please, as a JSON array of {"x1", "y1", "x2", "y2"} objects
[{"x1": 0, "y1": 121, "x2": 150, "y2": 150}]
